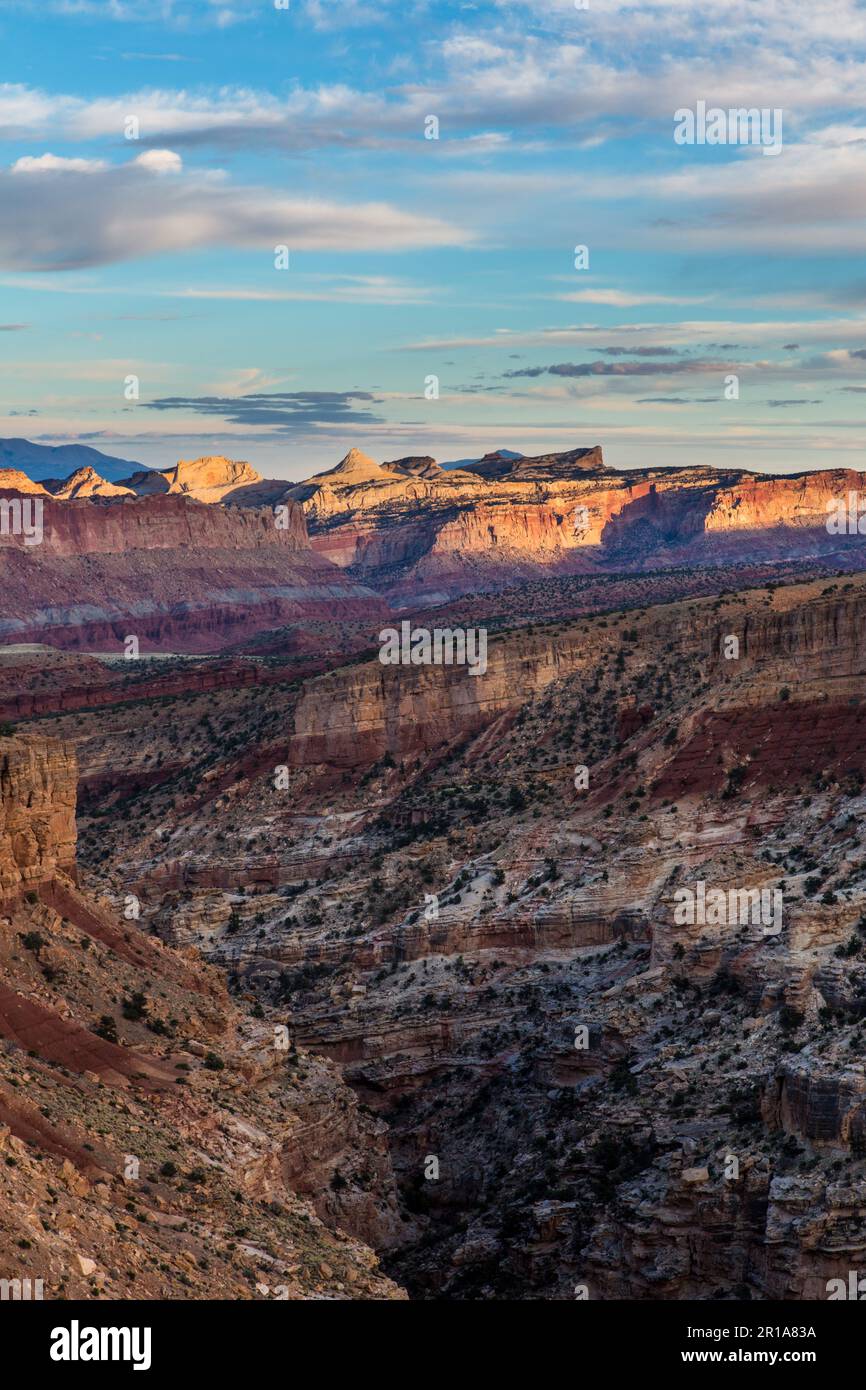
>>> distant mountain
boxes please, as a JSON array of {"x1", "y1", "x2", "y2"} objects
[
  {"x1": 45, "y1": 466, "x2": 134, "y2": 499},
  {"x1": 441, "y1": 449, "x2": 524, "y2": 472},
  {"x1": 0, "y1": 438, "x2": 150, "y2": 484}
]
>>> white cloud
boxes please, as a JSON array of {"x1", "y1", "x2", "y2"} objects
[
  {"x1": 20, "y1": 0, "x2": 264, "y2": 22},
  {"x1": 560, "y1": 289, "x2": 709, "y2": 307},
  {"x1": 440, "y1": 36, "x2": 508, "y2": 65},
  {"x1": 0, "y1": 154, "x2": 468, "y2": 270},
  {"x1": 132, "y1": 148, "x2": 183, "y2": 174},
  {"x1": 163, "y1": 275, "x2": 437, "y2": 304},
  {"x1": 5, "y1": 29, "x2": 866, "y2": 162},
  {"x1": 11, "y1": 153, "x2": 107, "y2": 173},
  {"x1": 401, "y1": 315, "x2": 866, "y2": 354}
]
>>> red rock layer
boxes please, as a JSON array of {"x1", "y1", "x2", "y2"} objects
[
  {"x1": 294, "y1": 450, "x2": 866, "y2": 603},
  {"x1": 0, "y1": 493, "x2": 388, "y2": 652},
  {"x1": 652, "y1": 700, "x2": 866, "y2": 801}
]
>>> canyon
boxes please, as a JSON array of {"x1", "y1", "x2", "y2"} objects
[
  {"x1": 3, "y1": 443, "x2": 865, "y2": 656},
  {"x1": 2, "y1": 441, "x2": 866, "y2": 1301},
  {"x1": 2, "y1": 568, "x2": 865, "y2": 1299},
  {"x1": 0, "y1": 733, "x2": 405, "y2": 1299}
]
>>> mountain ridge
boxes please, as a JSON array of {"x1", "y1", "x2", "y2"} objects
[
  {"x1": 0, "y1": 438, "x2": 150, "y2": 484},
  {"x1": 283, "y1": 444, "x2": 866, "y2": 604}
]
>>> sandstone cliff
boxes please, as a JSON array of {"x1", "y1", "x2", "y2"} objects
[
  {"x1": 0, "y1": 736, "x2": 77, "y2": 892},
  {"x1": 47, "y1": 467, "x2": 134, "y2": 499},
  {"x1": 289, "y1": 446, "x2": 866, "y2": 603},
  {"x1": 0, "y1": 492, "x2": 308, "y2": 556},
  {"x1": 124, "y1": 455, "x2": 293, "y2": 508},
  {"x1": 290, "y1": 630, "x2": 592, "y2": 767},
  {"x1": 0, "y1": 493, "x2": 388, "y2": 651},
  {"x1": 0, "y1": 734, "x2": 406, "y2": 1299},
  {"x1": 0, "y1": 470, "x2": 48, "y2": 495}
]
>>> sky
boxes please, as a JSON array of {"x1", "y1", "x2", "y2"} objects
[{"x1": 2, "y1": 0, "x2": 866, "y2": 480}]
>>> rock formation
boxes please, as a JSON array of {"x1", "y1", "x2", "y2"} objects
[
  {"x1": 0, "y1": 733, "x2": 405, "y2": 1299},
  {"x1": 0, "y1": 438, "x2": 145, "y2": 485},
  {"x1": 0, "y1": 735, "x2": 77, "y2": 891},
  {"x1": 0, "y1": 470, "x2": 48, "y2": 495},
  {"x1": 46, "y1": 466, "x2": 134, "y2": 499},
  {"x1": 123, "y1": 456, "x2": 293, "y2": 507},
  {"x1": 46, "y1": 568, "x2": 866, "y2": 1301},
  {"x1": 288, "y1": 447, "x2": 866, "y2": 603},
  {"x1": 0, "y1": 493, "x2": 388, "y2": 651}
]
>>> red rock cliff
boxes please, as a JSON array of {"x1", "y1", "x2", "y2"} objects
[
  {"x1": 0, "y1": 492, "x2": 308, "y2": 557},
  {"x1": 0, "y1": 493, "x2": 387, "y2": 652},
  {"x1": 0, "y1": 735, "x2": 77, "y2": 893},
  {"x1": 292, "y1": 448, "x2": 866, "y2": 602}
]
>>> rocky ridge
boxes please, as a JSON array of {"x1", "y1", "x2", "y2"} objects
[
  {"x1": 289, "y1": 447, "x2": 866, "y2": 604},
  {"x1": 0, "y1": 733, "x2": 406, "y2": 1299},
  {"x1": 0, "y1": 492, "x2": 388, "y2": 652}
]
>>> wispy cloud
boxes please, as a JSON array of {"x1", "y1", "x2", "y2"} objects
[
  {"x1": 141, "y1": 389, "x2": 385, "y2": 434},
  {"x1": 402, "y1": 317, "x2": 866, "y2": 354},
  {"x1": 504, "y1": 359, "x2": 737, "y2": 379},
  {"x1": 559, "y1": 289, "x2": 710, "y2": 308},
  {"x1": 0, "y1": 153, "x2": 467, "y2": 270},
  {"x1": 162, "y1": 276, "x2": 438, "y2": 305}
]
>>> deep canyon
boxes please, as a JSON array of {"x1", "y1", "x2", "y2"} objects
[{"x1": 2, "y1": 445, "x2": 866, "y2": 1300}]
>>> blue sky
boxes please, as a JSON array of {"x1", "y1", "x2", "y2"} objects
[{"x1": 2, "y1": 0, "x2": 866, "y2": 479}]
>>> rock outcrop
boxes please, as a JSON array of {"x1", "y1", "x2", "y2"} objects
[
  {"x1": 0, "y1": 491, "x2": 307, "y2": 556},
  {"x1": 46, "y1": 467, "x2": 134, "y2": 499},
  {"x1": 0, "y1": 736, "x2": 77, "y2": 892},
  {"x1": 288, "y1": 447, "x2": 866, "y2": 603},
  {"x1": 0, "y1": 733, "x2": 406, "y2": 1299},
  {"x1": 0, "y1": 470, "x2": 48, "y2": 495},
  {"x1": 0, "y1": 493, "x2": 388, "y2": 651},
  {"x1": 290, "y1": 630, "x2": 591, "y2": 767},
  {"x1": 122, "y1": 455, "x2": 293, "y2": 507},
  {"x1": 0, "y1": 438, "x2": 145, "y2": 485}
]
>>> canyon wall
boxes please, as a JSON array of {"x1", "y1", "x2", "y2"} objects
[
  {"x1": 0, "y1": 732, "x2": 406, "y2": 1297},
  {"x1": 0, "y1": 735, "x2": 77, "y2": 892},
  {"x1": 40, "y1": 561, "x2": 866, "y2": 1301},
  {"x1": 4, "y1": 449, "x2": 865, "y2": 643},
  {"x1": 286, "y1": 577, "x2": 866, "y2": 782},
  {"x1": 0, "y1": 492, "x2": 388, "y2": 652},
  {"x1": 292, "y1": 449, "x2": 866, "y2": 603},
  {"x1": 290, "y1": 630, "x2": 593, "y2": 767},
  {"x1": 0, "y1": 492, "x2": 308, "y2": 556}
]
